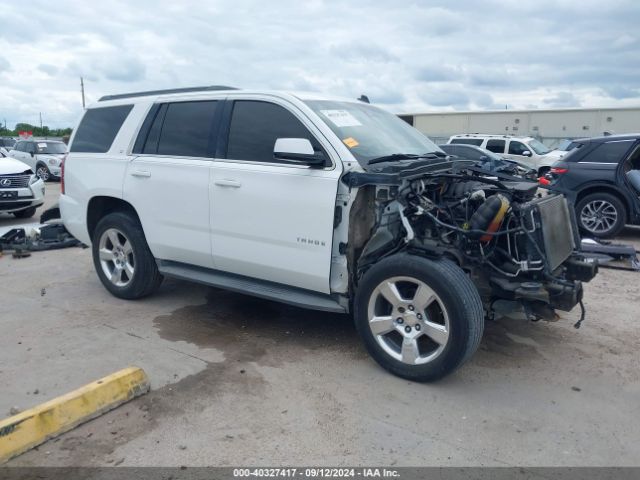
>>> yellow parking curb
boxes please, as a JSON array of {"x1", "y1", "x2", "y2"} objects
[{"x1": 0, "y1": 366, "x2": 150, "y2": 463}]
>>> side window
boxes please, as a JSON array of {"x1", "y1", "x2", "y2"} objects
[
  {"x1": 155, "y1": 101, "x2": 218, "y2": 157},
  {"x1": 226, "y1": 101, "x2": 323, "y2": 164},
  {"x1": 584, "y1": 140, "x2": 634, "y2": 164},
  {"x1": 508, "y1": 141, "x2": 528, "y2": 155},
  {"x1": 15, "y1": 142, "x2": 24, "y2": 152},
  {"x1": 70, "y1": 105, "x2": 133, "y2": 153},
  {"x1": 450, "y1": 138, "x2": 483, "y2": 146},
  {"x1": 486, "y1": 139, "x2": 505, "y2": 154},
  {"x1": 26, "y1": 142, "x2": 36, "y2": 154},
  {"x1": 625, "y1": 145, "x2": 640, "y2": 171}
]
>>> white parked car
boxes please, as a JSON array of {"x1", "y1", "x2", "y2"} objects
[
  {"x1": 447, "y1": 134, "x2": 564, "y2": 175},
  {"x1": 8, "y1": 140, "x2": 67, "y2": 181},
  {"x1": 0, "y1": 154, "x2": 46, "y2": 218},
  {"x1": 60, "y1": 87, "x2": 595, "y2": 381}
]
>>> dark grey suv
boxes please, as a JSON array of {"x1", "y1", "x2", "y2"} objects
[{"x1": 549, "y1": 134, "x2": 640, "y2": 238}]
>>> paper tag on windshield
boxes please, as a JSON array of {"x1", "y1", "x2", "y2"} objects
[
  {"x1": 342, "y1": 137, "x2": 359, "y2": 148},
  {"x1": 38, "y1": 142, "x2": 47, "y2": 148},
  {"x1": 320, "y1": 110, "x2": 362, "y2": 127}
]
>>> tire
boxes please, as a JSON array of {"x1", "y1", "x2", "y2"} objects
[
  {"x1": 36, "y1": 163, "x2": 51, "y2": 182},
  {"x1": 354, "y1": 254, "x2": 484, "y2": 382},
  {"x1": 13, "y1": 207, "x2": 36, "y2": 219},
  {"x1": 92, "y1": 212, "x2": 163, "y2": 299},
  {"x1": 576, "y1": 192, "x2": 626, "y2": 238}
]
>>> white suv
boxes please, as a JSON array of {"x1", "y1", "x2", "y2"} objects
[
  {"x1": 447, "y1": 134, "x2": 564, "y2": 175},
  {"x1": 0, "y1": 154, "x2": 45, "y2": 218},
  {"x1": 61, "y1": 87, "x2": 595, "y2": 381}
]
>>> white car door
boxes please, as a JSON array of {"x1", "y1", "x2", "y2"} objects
[
  {"x1": 123, "y1": 100, "x2": 221, "y2": 269},
  {"x1": 505, "y1": 139, "x2": 538, "y2": 168},
  {"x1": 10, "y1": 142, "x2": 30, "y2": 167},
  {"x1": 210, "y1": 98, "x2": 341, "y2": 294}
]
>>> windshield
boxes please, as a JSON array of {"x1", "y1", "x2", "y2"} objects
[
  {"x1": 36, "y1": 142, "x2": 67, "y2": 154},
  {"x1": 304, "y1": 100, "x2": 442, "y2": 165},
  {"x1": 528, "y1": 139, "x2": 550, "y2": 155}
]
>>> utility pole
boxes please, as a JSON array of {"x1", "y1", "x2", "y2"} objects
[
  {"x1": 39, "y1": 112, "x2": 43, "y2": 130},
  {"x1": 80, "y1": 76, "x2": 86, "y2": 109}
]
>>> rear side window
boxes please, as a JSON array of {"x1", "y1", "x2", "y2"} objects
[
  {"x1": 139, "y1": 101, "x2": 218, "y2": 158},
  {"x1": 70, "y1": 105, "x2": 133, "y2": 153},
  {"x1": 157, "y1": 101, "x2": 218, "y2": 157},
  {"x1": 450, "y1": 138, "x2": 483, "y2": 146},
  {"x1": 584, "y1": 140, "x2": 635, "y2": 164},
  {"x1": 226, "y1": 101, "x2": 322, "y2": 164},
  {"x1": 486, "y1": 139, "x2": 505, "y2": 154}
]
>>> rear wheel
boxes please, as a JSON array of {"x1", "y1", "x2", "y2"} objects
[
  {"x1": 354, "y1": 254, "x2": 484, "y2": 382},
  {"x1": 576, "y1": 192, "x2": 626, "y2": 238},
  {"x1": 92, "y1": 212, "x2": 163, "y2": 299}
]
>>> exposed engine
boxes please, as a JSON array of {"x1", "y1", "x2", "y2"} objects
[{"x1": 344, "y1": 160, "x2": 598, "y2": 323}]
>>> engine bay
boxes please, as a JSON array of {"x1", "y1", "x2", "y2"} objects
[{"x1": 343, "y1": 160, "x2": 598, "y2": 324}]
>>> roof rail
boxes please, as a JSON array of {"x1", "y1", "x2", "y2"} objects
[{"x1": 98, "y1": 85, "x2": 239, "y2": 102}]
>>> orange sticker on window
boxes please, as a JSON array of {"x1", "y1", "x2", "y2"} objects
[{"x1": 343, "y1": 137, "x2": 359, "y2": 148}]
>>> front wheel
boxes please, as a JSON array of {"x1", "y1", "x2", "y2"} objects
[
  {"x1": 92, "y1": 212, "x2": 163, "y2": 299},
  {"x1": 36, "y1": 164, "x2": 51, "y2": 182},
  {"x1": 354, "y1": 254, "x2": 484, "y2": 382}
]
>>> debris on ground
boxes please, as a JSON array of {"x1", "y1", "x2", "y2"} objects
[
  {"x1": 0, "y1": 223, "x2": 80, "y2": 256},
  {"x1": 9, "y1": 406, "x2": 21, "y2": 416},
  {"x1": 581, "y1": 238, "x2": 640, "y2": 271},
  {"x1": 39, "y1": 203, "x2": 61, "y2": 224}
]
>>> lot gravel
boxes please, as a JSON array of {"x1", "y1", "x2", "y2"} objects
[{"x1": 1, "y1": 183, "x2": 639, "y2": 466}]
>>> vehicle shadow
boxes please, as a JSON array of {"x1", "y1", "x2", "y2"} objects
[{"x1": 154, "y1": 280, "x2": 571, "y2": 372}]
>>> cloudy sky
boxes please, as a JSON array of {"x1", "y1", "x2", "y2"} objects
[{"x1": 0, "y1": 0, "x2": 639, "y2": 128}]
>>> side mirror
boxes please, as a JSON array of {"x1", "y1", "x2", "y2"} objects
[
  {"x1": 273, "y1": 138, "x2": 325, "y2": 167},
  {"x1": 521, "y1": 150, "x2": 532, "y2": 157}
]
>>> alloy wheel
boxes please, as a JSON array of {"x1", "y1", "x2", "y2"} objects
[
  {"x1": 98, "y1": 228, "x2": 135, "y2": 287},
  {"x1": 367, "y1": 276, "x2": 450, "y2": 365},
  {"x1": 36, "y1": 166, "x2": 50, "y2": 181},
  {"x1": 580, "y1": 200, "x2": 618, "y2": 234}
]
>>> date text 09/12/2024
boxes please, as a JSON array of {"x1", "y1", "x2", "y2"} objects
[{"x1": 233, "y1": 468, "x2": 400, "y2": 478}]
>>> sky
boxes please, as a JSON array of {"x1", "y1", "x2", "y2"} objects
[{"x1": 0, "y1": 0, "x2": 639, "y2": 129}]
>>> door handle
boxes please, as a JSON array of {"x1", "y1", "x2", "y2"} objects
[
  {"x1": 214, "y1": 179, "x2": 241, "y2": 188},
  {"x1": 130, "y1": 170, "x2": 151, "y2": 178}
]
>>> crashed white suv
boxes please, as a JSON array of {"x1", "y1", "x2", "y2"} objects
[
  {"x1": 0, "y1": 154, "x2": 45, "y2": 218},
  {"x1": 61, "y1": 87, "x2": 596, "y2": 381}
]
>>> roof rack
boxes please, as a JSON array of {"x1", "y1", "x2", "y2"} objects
[{"x1": 98, "y1": 85, "x2": 239, "y2": 102}]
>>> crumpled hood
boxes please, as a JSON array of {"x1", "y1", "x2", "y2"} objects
[
  {"x1": 364, "y1": 157, "x2": 450, "y2": 173},
  {"x1": 0, "y1": 156, "x2": 33, "y2": 175}
]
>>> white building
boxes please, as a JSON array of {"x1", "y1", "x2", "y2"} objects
[{"x1": 398, "y1": 106, "x2": 640, "y2": 147}]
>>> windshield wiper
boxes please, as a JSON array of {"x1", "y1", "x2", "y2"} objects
[
  {"x1": 367, "y1": 152, "x2": 446, "y2": 166},
  {"x1": 368, "y1": 153, "x2": 420, "y2": 165}
]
